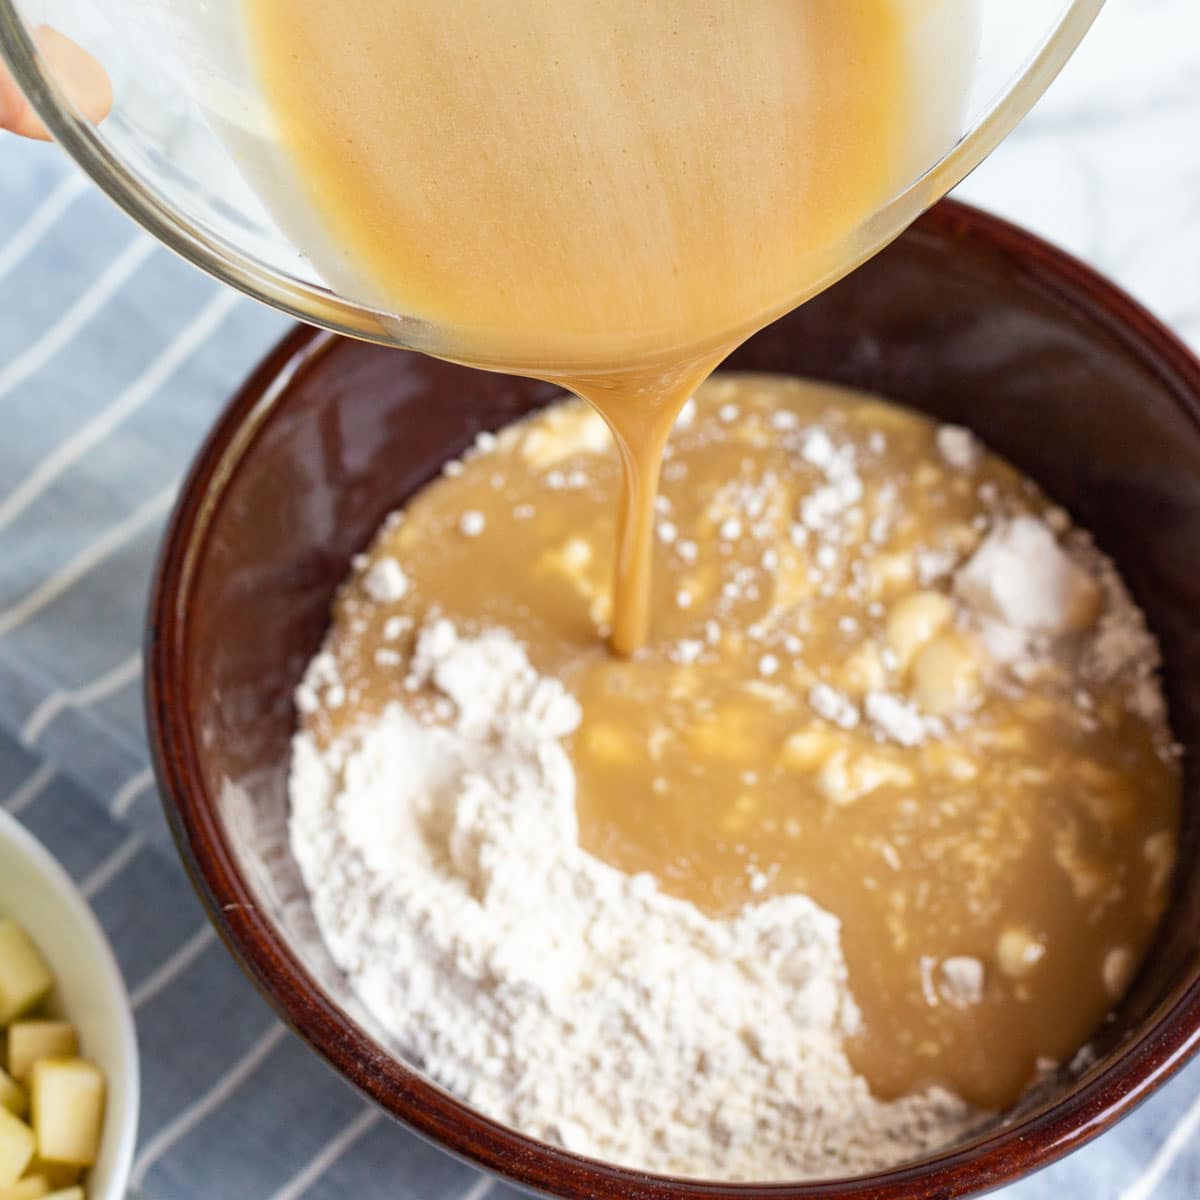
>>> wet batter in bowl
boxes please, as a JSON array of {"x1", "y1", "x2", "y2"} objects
[{"x1": 290, "y1": 377, "x2": 1178, "y2": 1177}]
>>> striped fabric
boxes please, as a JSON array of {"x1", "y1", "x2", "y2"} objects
[
  {"x1": 0, "y1": 138, "x2": 525, "y2": 1200},
  {"x1": 2, "y1": 5, "x2": 1199, "y2": 1192}
]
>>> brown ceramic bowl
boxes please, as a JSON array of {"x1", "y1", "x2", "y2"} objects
[{"x1": 148, "y1": 198, "x2": 1200, "y2": 1199}]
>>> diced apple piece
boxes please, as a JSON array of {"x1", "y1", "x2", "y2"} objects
[
  {"x1": 22, "y1": 1163, "x2": 76, "y2": 1191},
  {"x1": 0, "y1": 1174, "x2": 50, "y2": 1199},
  {"x1": 0, "y1": 1073, "x2": 26, "y2": 1120},
  {"x1": 0, "y1": 1109, "x2": 35, "y2": 1186},
  {"x1": 6, "y1": 1027, "x2": 76, "y2": 1088},
  {"x1": 29, "y1": 1061, "x2": 103, "y2": 1170},
  {"x1": 0, "y1": 923, "x2": 53, "y2": 1028}
]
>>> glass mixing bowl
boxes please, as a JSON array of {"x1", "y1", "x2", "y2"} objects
[{"x1": 1, "y1": 0, "x2": 1104, "y2": 362}]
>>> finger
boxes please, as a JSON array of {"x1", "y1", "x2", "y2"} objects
[
  {"x1": 0, "y1": 57, "x2": 49, "y2": 139},
  {"x1": 0, "y1": 25, "x2": 112, "y2": 140}
]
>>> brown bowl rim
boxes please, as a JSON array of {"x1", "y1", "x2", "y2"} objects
[{"x1": 146, "y1": 198, "x2": 1200, "y2": 1199}]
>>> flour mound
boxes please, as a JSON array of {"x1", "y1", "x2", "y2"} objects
[{"x1": 290, "y1": 620, "x2": 979, "y2": 1180}]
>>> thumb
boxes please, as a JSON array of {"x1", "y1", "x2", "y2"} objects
[
  {"x1": 1, "y1": 26, "x2": 111, "y2": 141},
  {"x1": 0, "y1": 58, "x2": 49, "y2": 140}
]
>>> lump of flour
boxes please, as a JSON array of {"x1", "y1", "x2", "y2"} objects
[
  {"x1": 952, "y1": 515, "x2": 1166, "y2": 723},
  {"x1": 955, "y1": 516, "x2": 1100, "y2": 640},
  {"x1": 289, "y1": 618, "x2": 981, "y2": 1181}
]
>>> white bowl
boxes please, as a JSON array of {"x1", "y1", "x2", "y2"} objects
[{"x1": 0, "y1": 808, "x2": 139, "y2": 1200}]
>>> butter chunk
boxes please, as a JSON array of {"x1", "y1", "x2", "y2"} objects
[
  {"x1": 0, "y1": 1108, "x2": 35, "y2": 1187},
  {"x1": 996, "y1": 927, "x2": 1046, "y2": 979},
  {"x1": 911, "y1": 634, "x2": 980, "y2": 717},
  {"x1": 7, "y1": 1026, "x2": 76, "y2": 1088},
  {"x1": 1102, "y1": 946, "x2": 1135, "y2": 998},
  {"x1": 0, "y1": 1175, "x2": 51, "y2": 1199},
  {"x1": 817, "y1": 748, "x2": 913, "y2": 805},
  {"x1": 29, "y1": 1061, "x2": 104, "y2": 1169},
  {"x1": 779, "y1": 728, "x2": 835, "y2": 772},
  {"x1": 0, "y1": 922, "x2": 53, "y2": 1028},
  {"x1": 936, "y1": 425, "x2": 980, "y2": 472},
  {"x1": 886, "y1": 590, "x2": 954, "y2": 669}
]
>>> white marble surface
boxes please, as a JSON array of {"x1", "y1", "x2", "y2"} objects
[{"x1": 956, "y1": 0, "x2": 1200, "y2": 350}]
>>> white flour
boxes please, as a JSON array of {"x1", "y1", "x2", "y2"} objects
[
  {"x1": 290, "y1": 618, "x2": 980, "y2": 1181},
  {"x1": 955, "y1": 515, "x2": 1100, "y2": 651},
  {"x1": 954, "y1": 516, "x2": 1167, "y2": 723}
]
